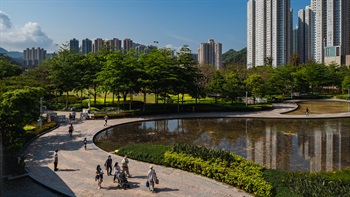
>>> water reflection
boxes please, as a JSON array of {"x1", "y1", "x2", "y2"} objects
[{"x1": 95, "y1": 118, "x2": 350, "y2": 172}]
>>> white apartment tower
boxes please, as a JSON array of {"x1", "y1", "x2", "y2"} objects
[
  {"x1": 23, "y1": 47, "x2": 47, "y2": 67},
  {"x1": 311, "y1": 0, "x2": 327, "y2": 63},
  {"x1": 297, "y1": 9, "x2": 305, "y2": 63},
  {"x1": 198, "y1": 39, "x2": 222, "y2": 70},
  {"x1": 247, "y1": 0, "x2": 293, "y2": 67},
  {"x1": 310, "y1": 0, "x2": 350, "y2": 64}
]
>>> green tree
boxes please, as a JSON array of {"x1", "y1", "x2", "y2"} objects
[
  {"x1": 0, "y1": 55, "x2": 23, "y2": 80},
  {"x1": 175, "y1": 45, "x2": 202, "y2": 106},
  {"x1": 206, "y1": 71, "x2": 225, "y2": 103},
  {"x1": 222, "y1": 71, "x2": 243, "y2": 103},
  {"x1": 342, "y1": 76, "x2": 350, "y2": 95},
  {"x1": 245, "y1": 73, "x2": 264, "y2": 101},
  {"x1": 48, "y1": 46, "x2": 84, "y2": 109},
  {"x1": 0, "y1": 87, "x2": 43, "y2": 147}
]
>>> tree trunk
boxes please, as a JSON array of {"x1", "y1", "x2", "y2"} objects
[
  {"x1": 129, "y1": 92, "x2": 132, "y2": 111},
  {"x1": 143, "y1": 91, "x2": 146, "y2": 112},
  {"x1": 93, "y1": 84, "x2": 97, "y2": 105},
  {"x1": 80, "y1": 90, "x2": 83, "y2": 106},
  {"x1": 104, "y1": 91, "x2": 107, "y2": 105},
  {"x1": 65, "y1": 91, "x2": 69, "y2": 110},
  {"x1": 112, "y1": 94, "x2": 115, "y2": 105}
]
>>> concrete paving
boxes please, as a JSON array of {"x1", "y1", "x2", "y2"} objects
[{"x1": 23, "y1": 101, "x2": 350, "y2": 197}]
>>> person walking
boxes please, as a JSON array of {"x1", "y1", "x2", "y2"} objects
[
  {"x1": 105, "y1": 155, "x2": 113, "y2": 176},
  {"x1": 68, "y1": 123, "x2": 74, "y2": 137},
  {"x1": 104, "y1": 115, "x2": 108, "y2": 126},
  {"x1": 83, "y1": 138, "x2": 87, "y2": 150},
  {"x1": 96, "y1": 165, "x2": 104, "y2": 189},
  {"x1": 121, "y1": 155, "x2": 131, "y2": 177},
  {"x1": 305, "y1": 107, "x2": 309, "y2": 116},
  {"x1": 147, "y1": 165, "x2": 158, "y2": 193},
  {"x1": 113, "y1": 162, "x2": 121, "y2": 183},
  {"x1": 53, "y1": 150, "x2": 58, "y2": 171}
]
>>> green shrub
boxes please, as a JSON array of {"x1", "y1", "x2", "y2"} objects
[
  {"x1": 115, "y1": 144, "x2": 171, "y2": 165},
  {"x1": 164, "y1": 151, "x2": 273, "y2": 197}
]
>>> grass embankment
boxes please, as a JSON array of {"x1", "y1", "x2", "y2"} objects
[
  {"x1": 115, "y1": 143, "x2": 350, "y2": 197},
  {"x1": 4, "y1": 122, "x2": 58, "y2": 176}
]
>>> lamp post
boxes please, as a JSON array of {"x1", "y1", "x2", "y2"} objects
[
  {"x1": 245, "y1": 91, "x2": 248, "y2": 107},
  {"x1": 39, "y1": 97, "x2": 43, "y2": 129}
]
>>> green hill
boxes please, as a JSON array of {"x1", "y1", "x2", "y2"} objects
[{"x1": 222, "y1": 47, "x2": 247, "y2": 65}]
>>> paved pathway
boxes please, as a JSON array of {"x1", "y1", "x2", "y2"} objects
[{"x1": 23, "y1": 101, "x2": 350, "y2": 197}]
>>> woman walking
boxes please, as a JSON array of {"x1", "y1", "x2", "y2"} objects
[
  {"x1": 113, "y1": 162, "x2": 121, "y2": 183},
  {"x1": 147, "y1": 165, "x2": 158, "y2": 193},
  {"x1": 96, "y1": 165, "x2": 104, "y2": 189}
]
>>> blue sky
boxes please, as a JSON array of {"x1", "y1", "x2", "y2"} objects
[{"x1": 1, "y1": 0, "x2": 309, "y2": 53}]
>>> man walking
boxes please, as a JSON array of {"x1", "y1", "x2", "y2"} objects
[
  {"x1": 105, "y1": 155, "x2": 113, "y2": 176},
  {"x1": 122, "y1": 155, "x2": 131, "y2": 177},
  {"x1": 104, "y1": 115, "x2": 108, "y2": 126}
]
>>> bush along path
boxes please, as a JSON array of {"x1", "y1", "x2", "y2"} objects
[{"x1": 116, "y1": 143, "x2": 350, "y2": 197}]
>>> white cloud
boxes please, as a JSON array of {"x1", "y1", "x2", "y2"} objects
[
  {"x1": 164, "y1": 44, "x2": 182, "y2": 52},
  {"x1": 0, "y1": 11, "x2": 56, "y2": 52}
]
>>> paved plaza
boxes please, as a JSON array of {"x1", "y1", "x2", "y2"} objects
[{"x1": 23, "y1": 101, "x2": 350, "y2": 197}]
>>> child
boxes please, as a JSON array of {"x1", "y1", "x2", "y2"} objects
[{"x1": 83, "y1": 138, "x2": 87, "y2": 150}]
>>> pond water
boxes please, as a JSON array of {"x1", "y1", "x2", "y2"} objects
[
  {"x1": 95, "y1": 117, "x2": 350, "y2": 172},
  {"x1": 286, "y1": 100, "x2": 350, "y2": 115}
]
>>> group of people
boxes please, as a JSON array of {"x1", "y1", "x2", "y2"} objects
[
  {"x1": 95, "y1": 155, "x2": 132, "y2": 190},
  {"x1": 95, "y1": 155, "x2": 158, "y2": 192}
]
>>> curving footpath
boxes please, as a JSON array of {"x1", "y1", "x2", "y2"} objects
[{"x1": 23, "y1": 102, "x2": 350, "y2": 197}]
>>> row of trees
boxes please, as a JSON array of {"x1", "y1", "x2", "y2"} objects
[{"x1": 1, "y1": 45, "x2": 350, "y2": 146}]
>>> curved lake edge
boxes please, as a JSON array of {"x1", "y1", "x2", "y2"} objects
[{"x1": 93, "y1": 100, "x2": 350, "y2": 143}]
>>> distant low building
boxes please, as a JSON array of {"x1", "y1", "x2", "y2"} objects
[{"x1": 23, "y1": 47, "x2": 46, "y2": 67}]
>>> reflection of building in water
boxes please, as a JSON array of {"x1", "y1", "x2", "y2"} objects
[
  {"x1": 298, "y1": 120, "x2": 350, "y2": 172},
  {"x1": 246, "y1": 125, "x2": 293, "y2": 171},
  {"x1": 245, "y1": 119, "x2": 350, "y2": 172}
]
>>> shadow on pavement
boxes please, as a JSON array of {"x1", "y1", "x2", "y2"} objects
[
  {"x1": 29, "y1": 166, "x2": 75, "y2": 197},
  {"x1": 156, "y1": 187, "x2": 180, "y2": 192}
]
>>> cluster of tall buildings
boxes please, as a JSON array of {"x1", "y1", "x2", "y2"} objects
[
  {"x1": 22, "y1": 37, "x2": 223, "y2": 69},
  {"x1": 23, "y1": 47, "x2": 47, "y2": 67},
  {"x1": 247, "y1": 0, "x2": 350, "y2": 68},
  {"x1": 69, "y1": 38, "x2": 144, "y2": 54}
]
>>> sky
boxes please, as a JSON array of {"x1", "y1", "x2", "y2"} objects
[{"x1": 0, "y1": 0, "x2": 309, "y2": 53}]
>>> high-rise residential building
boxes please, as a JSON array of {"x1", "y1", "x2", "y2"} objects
[
  {"x1": 311, "y1": 0, "x2": 327, "y2": 63},
  {"x1": 107, "y1": 38, "x2": 122, "y2": 51},
  {"x1": 247, "y1": 0, "x2": 255, "y2": 68},
  {"x1": 82, "y1": 38, "x2": 92, "y2": 54},
  {"x1": 23, "y1": 47, "x2": 47, "y2": 67},
  {"x1": 69, "y1": 38, "x2": 79, "y2": 54},
  {"x1": 123, "y1": 38, "x2": 133, "y2": 53},
  {"x1": 304, "y1": 6, "x2": 313, "y2": 62},
  {"x1": 322, "y1": 0, "x2": 350, "y2": 65},
  {"x1": 198, "y1": 39, "x2": 222, "y2": 70},
  {"x1": 247, "y1": 0, "x2": 293, "y2": 67},
  {"x1": 93, "y1": 38, "x2": 104, "y2": 52},
  {"x1": 291, "y1": 1, "x2": 350, "y2": 65},
  {"x1": 297, "y1": 9, "x2": 306, "y2": 63}
]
